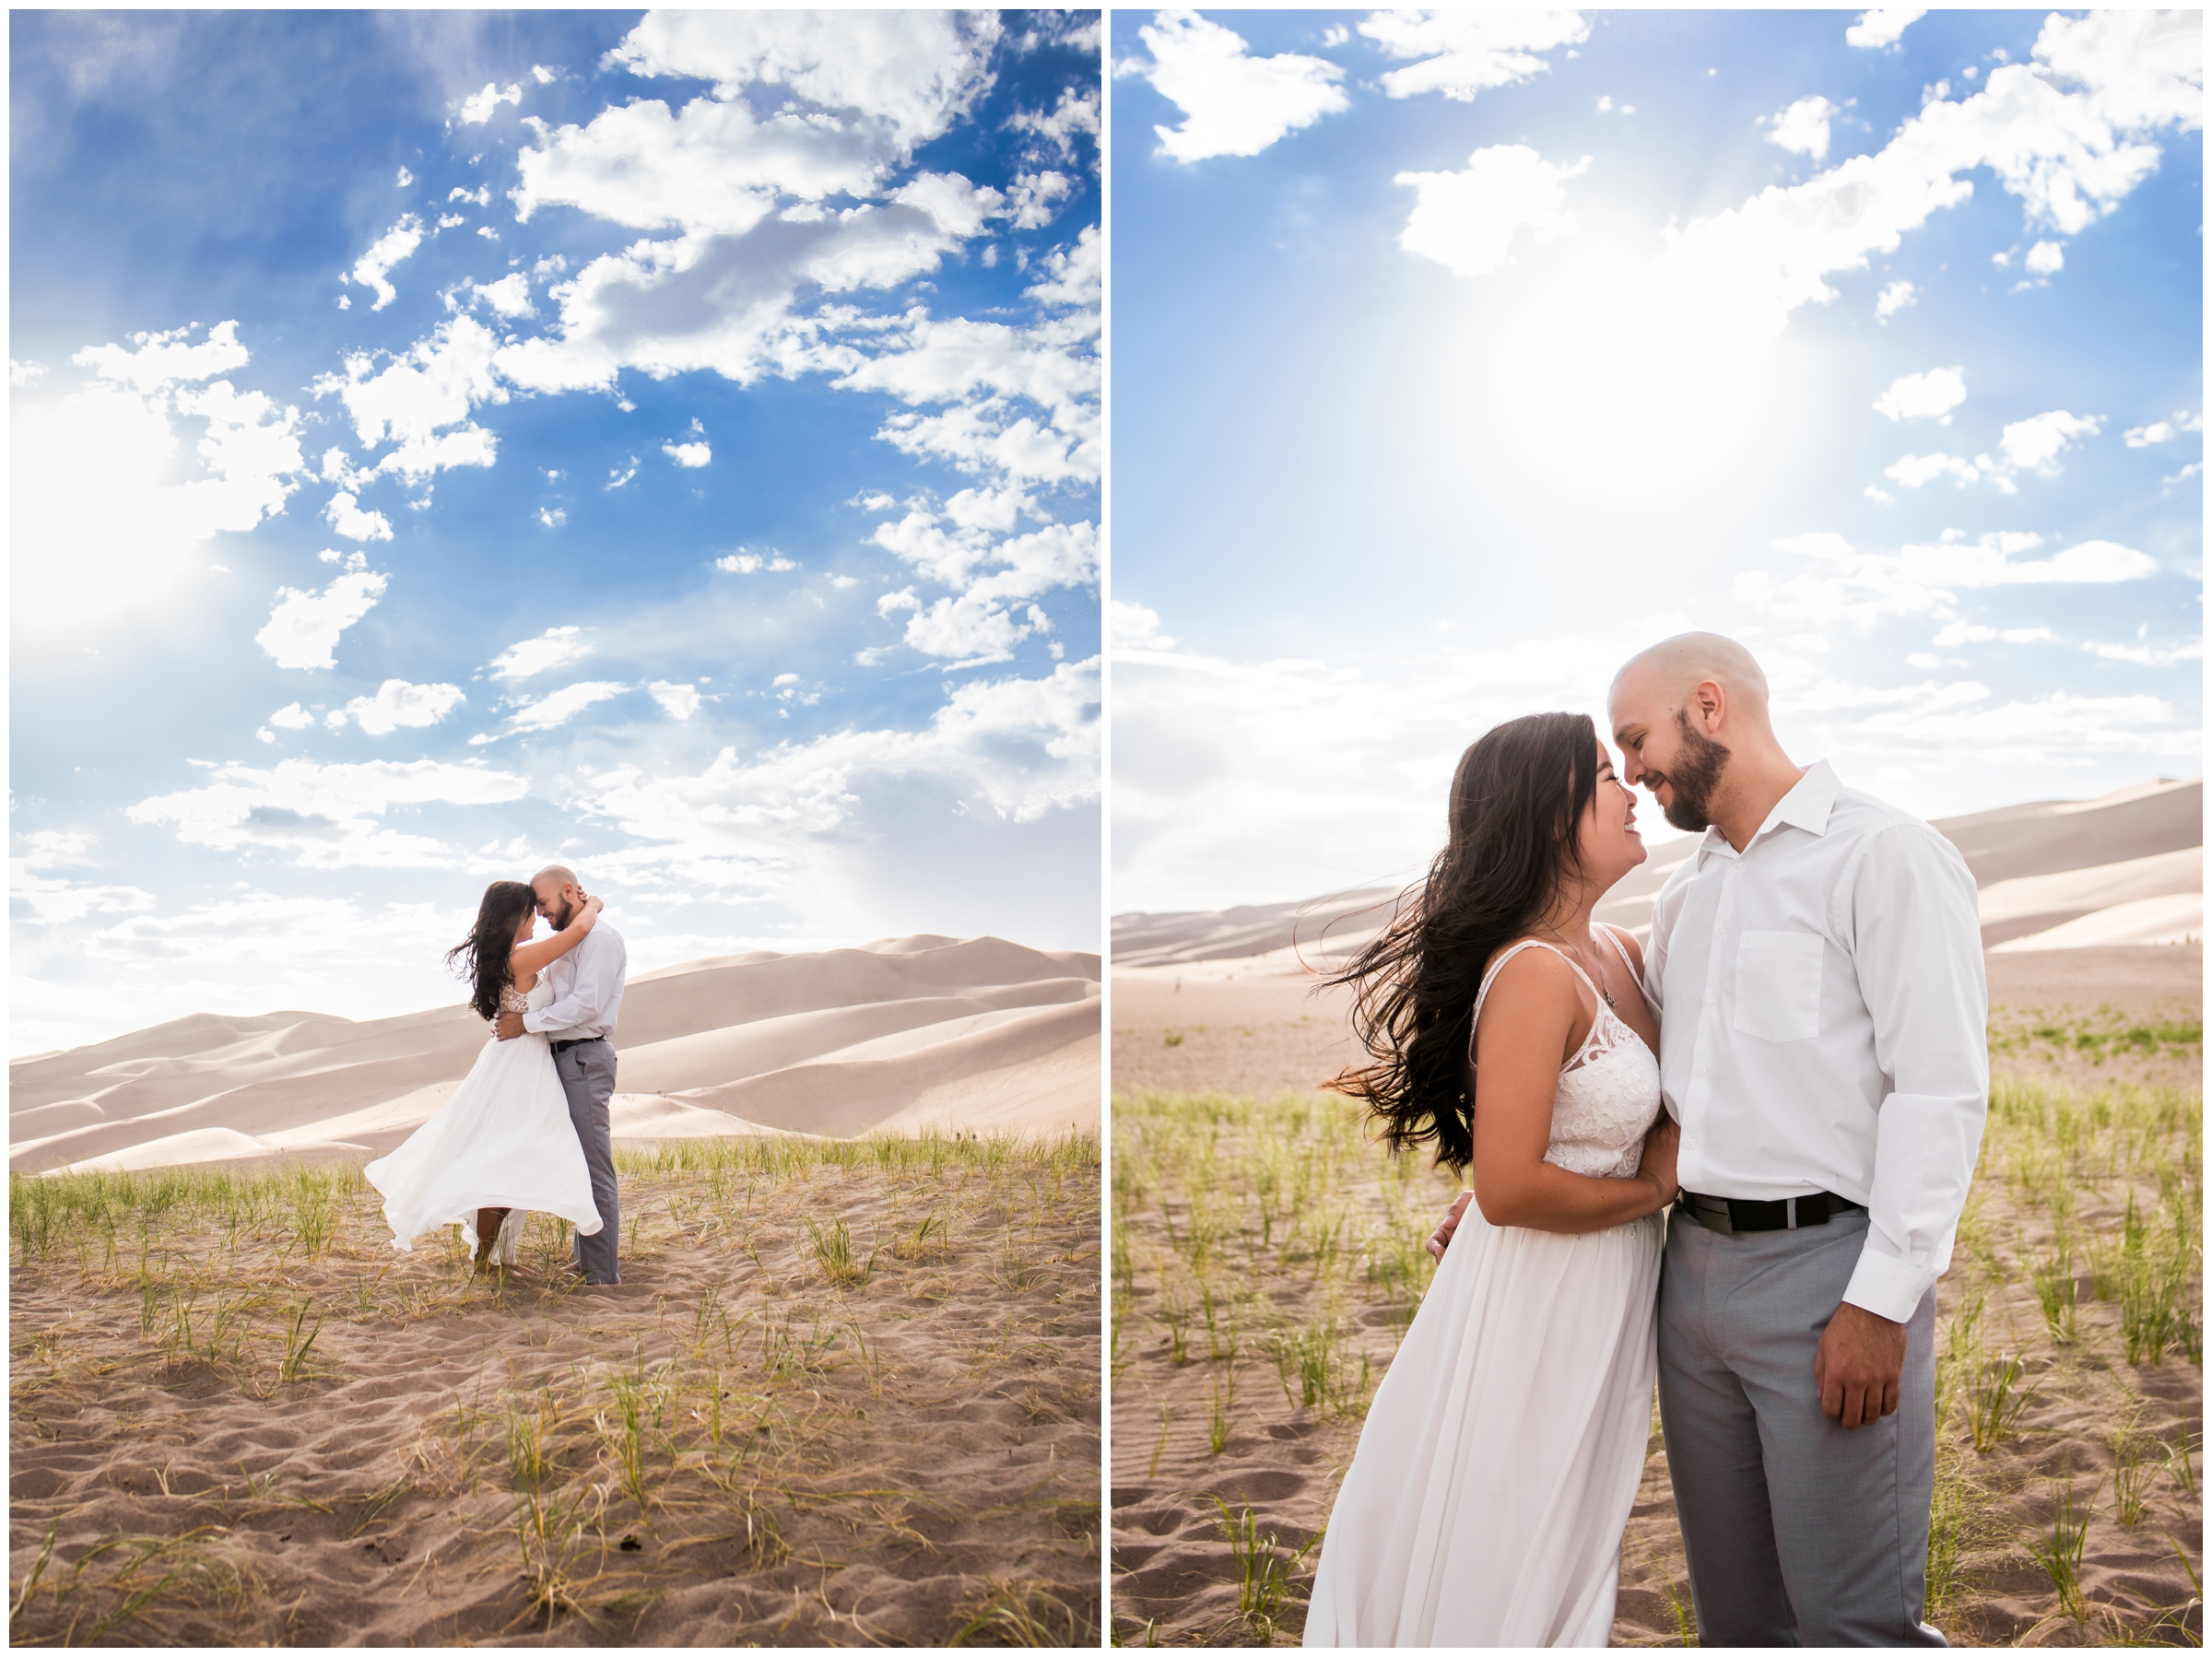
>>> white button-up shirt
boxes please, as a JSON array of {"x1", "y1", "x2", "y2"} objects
[
  {"x1": 523, "y1": 922, "x2": 628, "y2": 1042},
  {"x1": 1645, "y1": 761, "x2": 1987, "y2": 1322}
]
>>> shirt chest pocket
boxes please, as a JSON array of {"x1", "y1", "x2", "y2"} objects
[{"x1": 1732, "y1": 930, "x2": 1824, "y2": 1043}]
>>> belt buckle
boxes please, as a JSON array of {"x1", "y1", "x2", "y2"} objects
[{"x1": 1689, "y1": 1195, "x2": 1735, "y2": 1236}]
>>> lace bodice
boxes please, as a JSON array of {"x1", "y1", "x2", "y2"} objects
[
  {"x1": 493, "y1": 978, "x2": 555, "y2": 1023},
  {"x1": 1469, "y1": 928, "x2": 1663, "y2": 1179}
]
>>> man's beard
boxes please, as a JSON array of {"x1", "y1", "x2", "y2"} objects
[
  {"x1": 1656, "y1": 709, "x2": 1731, "y2": 832},
  {"x1": 547, "y1": 898, "x2": 574, "y2": 930}
]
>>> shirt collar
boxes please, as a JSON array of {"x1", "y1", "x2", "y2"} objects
[{"x1": 1692, "y1": 760, "x2": 1841, "y2": 867}]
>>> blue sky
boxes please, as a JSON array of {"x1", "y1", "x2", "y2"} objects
[
  {"x1": 1110, "y1": 8, "x2": 2202, "y2": 912},
  {"x1": 11, "y1": 10, "x2": 1101, "y2": 1053}
]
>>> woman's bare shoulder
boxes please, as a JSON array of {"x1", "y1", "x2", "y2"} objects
[{"x1": 1598, "y1": 922, "x2": 1647, "y2": 975}]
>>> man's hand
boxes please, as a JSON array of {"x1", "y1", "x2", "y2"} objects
[
  {"x1": 1427, "y1": 1191, "x2": 1475, "y2": 1262},
  {"x1": 1815, "y1": 1300, "x2": 1907, "y2": 1429},
  {"x1": 495, "y1": 1012, "x2": 527, "y2": 1041}
]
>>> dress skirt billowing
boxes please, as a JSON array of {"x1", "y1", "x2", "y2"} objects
[
  {"x1": 363, "y1": 1011, "x2": 602, "y2": 1260},
  {"x1": 1303, "y1": 1205, "x2": 1664, "y2": 1648}
]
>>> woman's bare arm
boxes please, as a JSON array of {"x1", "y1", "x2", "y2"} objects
[
  {"x1": 511, "y1": 894, "x2": 603, "y2": 977},
  {"x1": 1467, "y1": 948, "x2": 1676, "y2": 1234}
]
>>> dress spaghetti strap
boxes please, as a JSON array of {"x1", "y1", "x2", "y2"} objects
[{"x1": 1469, "y1": 938, "x2": 1611, "y2": 1071}]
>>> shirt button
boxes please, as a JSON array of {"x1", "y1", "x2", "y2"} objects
[
  {"x1": 1694, "y1": 1065, "x2": 1707, "y2": 1076},
  {"x1": 1705, "y1": 994, "x2": 1716, "y2": 1006}
]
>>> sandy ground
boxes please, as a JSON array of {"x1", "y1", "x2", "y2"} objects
[
  {"x1": 11, "y1": 1138, "x2": 1100, "y2": 1647},
  {"x1": 1109, "y1": 947, "x2": 2202, "y2": 1646}
]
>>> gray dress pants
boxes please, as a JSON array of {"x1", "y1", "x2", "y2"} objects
[
  {"x1": 1657, "y1": 1206, "x2": 1942, "y2": 1646},
  {"x1": 554, "y1": 1039, "x2": 620, "y2": 1284}
]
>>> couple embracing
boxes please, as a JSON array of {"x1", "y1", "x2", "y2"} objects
[
  {"x1": 1305, "y1": 634, "x2": 1988, "y2": 1648},
  {"x1": 365, "y1": 865, "x2": 629, "y2": 1286}
]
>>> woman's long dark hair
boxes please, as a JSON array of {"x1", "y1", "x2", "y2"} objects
[
  {"x1": 1324, "y1": 711, "x2": 1601, "y2": 1172},
  {"x1": 447, "y1": 880, "x2": 538, "y2": 1023}
]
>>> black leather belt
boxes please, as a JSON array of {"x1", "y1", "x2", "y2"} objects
[
  {"x1": 550, "y1": 1035, "x2": 606, "y2": 1055},
  {"x1": 1677, "y1": 1189, "x2": 1864, "y2": 1234}
]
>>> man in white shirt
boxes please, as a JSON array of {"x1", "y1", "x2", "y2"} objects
[
  {"x1": 496, "y1": 864, "x2": 629, "y2": 1285},
  {"x1": 1610, "y1": 633, "x2": 1985, "y2": 1646}
]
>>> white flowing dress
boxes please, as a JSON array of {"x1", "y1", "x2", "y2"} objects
[
  {"x1": 1304, "y1": 929, "x2": 1665, "y2": 1648},
  {"x1": 363, "y1": 979, "x2": 604, "y2": 1264}
]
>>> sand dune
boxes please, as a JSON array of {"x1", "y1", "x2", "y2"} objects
[
  {"x1": 12, "y1": 934, "x2": 1100, "y2": 1175},
  {"x1": 1116, "y1": 777, "x2": 2204, "y2": 969}
]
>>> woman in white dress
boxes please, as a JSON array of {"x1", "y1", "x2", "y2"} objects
[
  {"x1": 1303, "y1": 711, "x2": 1679, "y2": 1648},
  {"x1": 365, "y1": 880, "x2": 608, "y2": 1276}
]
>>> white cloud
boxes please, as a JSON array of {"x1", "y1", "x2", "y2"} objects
[
  {"x1": 324, "y1": 489, "x2": 393, "y2": 542},
  {"x1": 1110, "y1": 599, "x2": 1177, "y2": 652},
  {"x1": 450, "y1": 184, "x2": 491, "y2": 206},
  {"x1": 11, "y1": 871, "x2": 159, "y2": 926},
  {"x1": 1358, "y1": 10, "x2": 1590, "y2": 101},
  {"x1": 512, "y1": 94, "x2": 894, "y2": 239},
  {"x1": 535, "y1": 506, "x2": 565, "y2": 529},
  {"x1": 15, "y1": 829, "x2": 96, "y2": 871},
  {"x1": 1932, "y1": 622, "x2": 1997, "y2": 645},
  {"x1": 532, "y1": 64, "x2": 557, "y2": 85},
  {"x1": 2124, "y1": 411, "x2": 2198, "y2": 448},
  {"x1": 574, "y1": 656, "x2": 1100, "y2": 893},
  {"x1": 470, "y1": 273, "x2": 536, "y2": 318},
  {"x1": 1763, "y1": 95, "x2": 1839, "y2": 160},
  {"x1": 605, "y1": 10, "x2": 1001, "y2": 152},
  {"x1": 129, "y1": 756, "x2": 531, "y2": 868},
  {"x1": 1394, "y1": 145, "x2": 1590, "y2": 278},
  {"x1": 500, "y1": 680, "x2": 629, "y2": 734},
  {"x1": 1735, "y1": 529, "x2": 2158, "y2": 625},
  {"x1": 268, "y1": 702, "x2": 315, "y2": 730},
  {"x1": 2002, "y1": 539, "x2": 2158, "y2": 582},
  {"x1": 1007, "y1": 87, "x2": 1100, "y2": 162},
  {"x1": 348, "y1": 215, "x2": 424, "y2": 311},
  {"x1": 2024, "y1": 238, "x2": 2065, "y2": 275},
  {"x1": 1136, "y1": 10, "x2": 1348, "y2": 162},
  {"x1": 664, "y1": 441, "x2": 711, "y2": 467},
  {"x1": 1872, "y1": 365, "x2": 1966, "y2": 423},
  {"x1": 1875, "y1": 279, "x2": 1917, "y2": 323},
  {"x1": 493, "y1": 187, "x2": 996, "y2": 397},
  {"x1": 866, "y1": 507, "x2": 1098, "y2": 665},
  {"x1": 1999, "y1": 408, "x2": 2100, "y2": 473},
  {"x1": 489, "y1": 626, "x2": 591, "y2": 680},
  {"x1": 1845, "y1": 8, "x2": 1926, "y2": 50},
  {"x1": 314, "y1": 314, "x2": 504, "y2": 483},
  {"x1": 327, "y1": 679, "x2": 466, "y2": 734},
  {"x1": 1884, "y1": 451, "x2": 1999, "y2": 489},
  {"x1": 14, "y1": 325, "x2": 306, "y2": 631},
  {"x1": 647, "y1": 680, "x2": 702, "y2": 720},
  {"x1": 1653, "y1": 12, "x2": 2202, "y2": 351},
  {"x1": 10, "y1": 358, "x2": 49, "y2": 387},
  {"x1": 459, "y1": 81, "x2": 524, "y2": 124},
  {"x1": 1007, "y1": 169, "x2": 1074, "y2": 229},
  {"x1": 606, "y1": 459, "x2": 638, "y2": 488},
  {"x1": 395, "y1": 166, "x2": 414, "y2": 188},
  {"x1": 1024, "y1": 222, "x2": 1101, "y2": 311},
  {"x1": 74, "y1": 319, "x2": 250, "y2": 392},
  {"x1": 2081, "y1": 635, "x2": 2206, "y2": 666},
  {"x1": 255, "y1": 565, "x2": 389, "y2": 671}
]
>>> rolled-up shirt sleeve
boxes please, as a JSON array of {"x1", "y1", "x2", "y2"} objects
[
  {"x1": 1837, "y1": 823, "x2": 1988, "y2": 1322},
  {"x1": 524, "y1": 935, "x2": 614, "y2": 1037}
]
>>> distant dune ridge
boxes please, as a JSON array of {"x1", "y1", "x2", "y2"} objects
[
  {"x1": 1112, "y1": 777, "x2": 2203, "y2": 977},
  {"x1": 12, "y1": 934, "x2": 1100, "y2": 1177}
]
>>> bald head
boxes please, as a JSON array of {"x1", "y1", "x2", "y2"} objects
[
  {"x1": 533, "y1": 864, "x2": 578, "y2": 889},
  {"x1": 1612, "y1": 632, "x2": 1771, "y2": 725}
]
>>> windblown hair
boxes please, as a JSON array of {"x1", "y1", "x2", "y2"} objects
[
  {"x1": 1324, "y1": 711, "x2": 1600, "y2": 1172},
  {"x1": 447, "y1": 880, "x2": 539, "y2": 1024}
]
